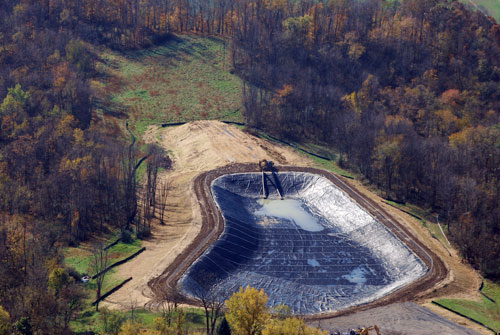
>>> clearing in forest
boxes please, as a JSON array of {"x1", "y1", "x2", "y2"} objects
[
  {"x1": 95, "y1": 34, "x2": 243, "y2": 135},
  {"x1": 91, "y1": 31, "x2": 493, "y2": 334}
]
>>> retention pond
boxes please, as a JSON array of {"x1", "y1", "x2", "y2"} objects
[{"x1": 181, "y1": 172, "x2": 427, "y2": 315}]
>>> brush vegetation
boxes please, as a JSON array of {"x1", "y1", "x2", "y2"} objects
[{"x1": 97, "y1": 35, "x2": 243, "y2": 135}]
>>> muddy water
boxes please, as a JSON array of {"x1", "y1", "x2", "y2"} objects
[{"x1": 255, "y1": 198, "x2": 324, "y2": 232}]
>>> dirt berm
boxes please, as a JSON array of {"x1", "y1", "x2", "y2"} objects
[{"x1": 147, "y1": 164, "x2": 448, "y2": 317}]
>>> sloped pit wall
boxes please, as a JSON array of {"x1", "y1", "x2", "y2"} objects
[{"x1": 181, "y1": 172, "x2": 427, "y2": 315}]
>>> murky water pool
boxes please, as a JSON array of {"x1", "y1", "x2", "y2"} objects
[{"x1": 255, "y1": 199, "x2": 324, "y2": 232}]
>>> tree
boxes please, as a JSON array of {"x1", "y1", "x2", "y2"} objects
[
  {"x1": 99, "y1": 308, "x2": 126, "y2": 335},
  {"x1": 217, "y1": 317, "x2": 231, "y2": 335},
  {"x1": 270, "y1": 304, "x2": 291, "y2": 320},
  {"x1": 58, "y1": 284, "x2": 85, "y2": 332},
  {"x1": 65, "y1": 39, "x2": 93, "y2": 74},
  {"x1": 119, "y1": 319, "x2": 142, "y2": 335},
  {"x1": 14, "y1": 317, "x2": 32, "y2": 335},
  {"x1": 0, "y1": 84, "x2": 30, "y2": 115},
  {"x1": 371, "y1": 135, "x2": 402, "y2": 195},
  {"x1": 262, "y1": 318, "x2": 327, "y2": 335},
  {"x1": 173, "y1": 308, "x2": 186, "y2": 335},
  {"x1": 90, "y1": 243, "x2": 109, "y2": 311},
  {"x1": 48, "y1": 267, "x2": 72, "y2": 297},
  {"x1": 154, "y1": 316, "x2": 174, "y2": 335},
  {"x1": 191, "y1": 272, "x2": 227, "y2": 335},
  {"x1": 157, "y1": 179, "x2": 171, "y2": 225},
  {"x1": 0, "y1": 84, "x2": 30, "y2": 139},
  {"x1": 225, "y1": 286, "x2": 270, "y2": 335},
  {"x1": 0, "y1": 306, "x2": 10, "y2": 335},
  {"x1": 157, "y1": 287, "x2": 181, "y2": 328}
]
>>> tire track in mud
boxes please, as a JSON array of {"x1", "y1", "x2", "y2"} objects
[{"x1": 146, "y1": 164, "x2": 447, "y2": 319}]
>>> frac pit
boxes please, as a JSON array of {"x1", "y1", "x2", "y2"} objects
[{"x1": 180, "y1": 172, "x2": 427, "y2": 315}]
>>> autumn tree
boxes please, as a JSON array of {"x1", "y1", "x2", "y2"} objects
[
  {"x1": 230, "y1": 0, "x2": 500, "y2": 280},
  {"x1": 0, "y1": 306, "x2": 10, "y2": 335},
  {"x1": 0, "y1": 84, "x2": 30, "y2": 140},
  {"x1": 262, "y1": 318, "x2": 327, "y2": 335},
  {"x1": 225, "y1": 286, "x2": 270, "y2": 335},
  {"x1": 99, "y1": 307, "x2": 126, "y2": 335},
  {"x1": 119, "y1": 319, "x2": 142, "y2": 335}
]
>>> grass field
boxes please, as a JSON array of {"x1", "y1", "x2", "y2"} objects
[
  {"x1": 436, "y1": 297, "x2": 500, "y2": 332},
  {"x1": 307, "y1": 153, "x2": 356, "y2": 179},
  {"x1": 436, "y1": 280, "x2": 500, "y2": 333},
  {"x1": 65, "y1": 232, "x2": 164, "y2": 333},
  {"x1": 483, "y1": 279, "x2": 500, "y2": 301},
  {"x1": 64, "y1": 233, "x2": 142, "y2": 299},
  {"x1": 290, "y1": 141, "x2": 356, "y2": 178},
  {"x1": 97, "y1": 34, "x2": 244, "y2": 135},
  {"x1": 466, "y1": 0, "x2": 500, "y2": 22},
  {"x1": 65, "y1": 231, "x2": 210, "y2": 334}
]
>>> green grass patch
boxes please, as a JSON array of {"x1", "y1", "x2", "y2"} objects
[
  {"x1": 71, "y1": 307, "x2": 207, "y2": 334},
  {"x1": 135, "y1": 158, "x2": 147, "y2": 182},
  {"x1": 383, "y1": 200, "x2": 433, "y2": 221},
  {"x1": 97, "y1": 34, "x2": 244, "y2": 136},
  {"x1": 64, "y1": 247, "x2": 94, "y2": 276},
  {"x1": 282, "y1": 140, "x2": 355, "y2": 178},
  {"x1": 483, "y1": 279, "x2": 500, "y2": 302},
  {"x1": 384, "y1": 200, "x2": 425, "y2": 221},
  {"x1": 464, "y1": 0, "x2": 500, "y2": 22},
  {"x1": 108, "y1": 239, "x2": 142, "y2": 258},
  {"x1": 425, "y1": 221, "x2": 450, "y2": 245},
  {"x1": 64, "y1": 233, "x2": 143, "y2": 306},
  {"x1": 436, "y1": 296, "x2": 500, "y2": 332},
  {"x1": 307, "y1": 154, "x2": 355, "y2": 179},
  {"x1": 64, "y1": 238, "x2": 142, "y2": 275}
]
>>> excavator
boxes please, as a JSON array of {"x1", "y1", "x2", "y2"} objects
[
  {"x1": 259, "y1": 159, "x2": 284, "y2": 199},
  {"x1": 349, "y1": 325, "x2": 380, "y2": 335},
  {"x1": 259, "y1": 159, "x2": 273, "y2": 171}
]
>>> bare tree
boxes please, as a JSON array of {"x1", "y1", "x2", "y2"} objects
[
  {"x1": 161, "y1": 291, "x2": 176, "y2": 327},
  {"x1": 157, "y1": 179, "x2": 171, "y2": 225},
  {"x1": 191, "y1": 272, "x2": 227, "y2": 335},
  {"x1": 137, "y1": 191, "x2": 152, "y2": 238},
  {"x1": 137, "y1": 144, "x2": 171, "y2": 237},
  {"x1": 90, "y1": 243, "x2": 109, "y2": 311},
  {"x1": 157, "y1": 286, "x2": 183, "y2": 328},
  {"x1": 129, "y1": 297, "x2": 138, "y2": 322}
]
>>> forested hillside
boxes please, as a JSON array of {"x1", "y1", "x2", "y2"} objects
[
  {"x1": 1, "y1": 0, "x2": 500, "y2": 333},
  {"x1": 0, "y1": 1, "x2": 145, "y2": 333},
  {"x1": 230, "y1": 0, "x2": 500, "y2": 279}
]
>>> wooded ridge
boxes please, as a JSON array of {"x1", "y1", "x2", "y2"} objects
[{"x1": 0, "y1": 0, "x2": 499, "y2": 333}]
